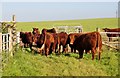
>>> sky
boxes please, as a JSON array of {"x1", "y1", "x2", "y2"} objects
[{"x1": 0, "y1": 0, "x2": 119, "y2": 22}]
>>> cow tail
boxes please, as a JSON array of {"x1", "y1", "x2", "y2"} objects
[
  {"x1": 57, "y1": 36, "x2": 60, "y2": 53},
  {"x1": 97, "y1": 32, "x2": 102, "y2": 60},
  {"x1": 97, "y1": 32, "x2": 99, "y2": 51},
  {"x1": 44, "y1": 33, "x2": 46, "y2": 46}
]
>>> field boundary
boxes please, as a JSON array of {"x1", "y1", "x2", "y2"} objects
[{"x1": 100, "y1": 31, "x2": 120, "y2": 51}]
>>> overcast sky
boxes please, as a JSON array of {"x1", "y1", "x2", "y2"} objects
[{"x1": 1, "y1": 0, "x2": 119, "y2": 22}]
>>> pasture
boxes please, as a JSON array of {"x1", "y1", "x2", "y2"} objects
[
  {"x1": 2, "y1": 18, "x2": 119, "y2": 76},
  {"x1": 17, "y1": 18, "x2": 118, "y2": 32},
  {"x1": 2, "y1": 46, "x2": 119, "y2": 76}
]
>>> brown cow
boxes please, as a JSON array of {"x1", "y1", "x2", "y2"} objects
[
  {"x1": 67, "y1": 33, "x2": 82, "y2": 53},
  {"x1": 24, "y1": 32, "x2": 33, "y2": 49},
  {"x1": 36, "y1": 33, "x2": 54, "y2": 56},
  {"x1": 20, "y1": 32, "x2": 33, "y2": 49},
  {"x1": 73, "y1": 32, "x2": 102, "y2": 60},
  {"x1": 57, "y1": 32, "x2": 68, "y2": 54},
  {"x1": 103, "y1": 28, "x2": 120, "y2": 41}
]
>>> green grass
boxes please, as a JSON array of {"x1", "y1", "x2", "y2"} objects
[
  {"x1": 2, "y1": 45, "x2": 119, "y2": 76},
  {"x1": 17, "y1": 18, "x2": 118, "y2": 32}
]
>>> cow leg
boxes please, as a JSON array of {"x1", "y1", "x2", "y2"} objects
[
  {"x1": 27, "y1": 43, "x2": 29, "y2": 47},
  {"x1": 91, "y1": 48, "x2": 96, "y2": 60},
  {"x1": 73, "y1": 47, "x2": 76, "y2": 53},
  {"x1": 55, "y1": 44, "x2": 58, "y2": 53},
  {"x1": 29, "y1": 43, "x2": 32, "y2": 51},
  {"x1": 24, "y1": 44, "x2": 27, "y2": 47},
  {"x1": 42, "y1": 49, "x2": 45, "y2": 55},
  {"x1": 70, "y1": 45, "x2": 73, "y2": 52},
  {"x1": 49, "y1": 43, "x2": 54, "y2": 55},
  {"x1": 62, "y1": 45, "x2": 68, "y2": 54},
  {"x1": 79, "y1": 49, "x2": 84, "y2": 59},
  {"x1": 58, "y1": 45, "x2": 61, "y2": 54},
  {"x1": 55, "y1": 44, "x2": 59, "y2": 53},
  {"x1": 62, "y1": 46, "x2": 65, "y2": 53},
  {"x1": 24, "y1": 43, "x2": 27, "y2": 48},
  {"x1": 52, "y1": 43, "x2": 55, "y2": 53},
  {"x1": 98, "y1": 51, "x2": 101, "y2": 60},
  {"x1": 85, "y1": 50, "x2": 90, "y2": 54},
  {"x1": 45, "y1": 48, "x2": 49, "y2": 57},
  {"x1": 98, "y1": 47, "x2": 101, "y2": 60},
  {"x1": 71, "y1": 47, "x2": 73, "y2": 53}
]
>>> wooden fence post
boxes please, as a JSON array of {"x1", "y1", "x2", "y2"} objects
[
  {"x1": 96, "y1": 27, "x2": 100, "y2": 32},
  {"x1": 0, "y1": 33, "x2": 2, "y2": 52},
  {"x1": 12, "y1": 15, "x2": 16, "y2": 22},
  {"x1": 0, "y1": 32, "x2": 2, "y2": 77},
  {"x1": 8, "y1": 28, "x2": 13, "y2": 56}
]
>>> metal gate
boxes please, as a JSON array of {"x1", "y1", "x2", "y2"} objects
[
  {"x1": 2, "y1": 33, "x2": 10, "y2": 52},
  {"x1": 54, "y1": 26, "x2": 83, "y2": 34}
]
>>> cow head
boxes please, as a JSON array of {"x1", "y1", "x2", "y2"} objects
[
  {"x1": 33, "y1": 28, "x2": 39, "y2": 34},
  {"x1": 68, "y1": 34, "x2": 75, "y2": 45},
  {"x1": 32, "y1": 34, "x2": 40, "y2": 45},
  {"x1": 20, "y1": 32, "x2": 24, "y2": 38}
]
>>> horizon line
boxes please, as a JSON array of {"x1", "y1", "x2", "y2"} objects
[{"x1": 15, "y1": 17, "x2": 117, "y2": 22}]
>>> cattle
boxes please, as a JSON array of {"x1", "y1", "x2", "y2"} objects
[
  {"x1": 32, "y1": 28, "x2": 40, "y2": 35},
  {"x1": 42, "y1": 28, "x2": 56, "y2": 34},
  {"x1": 20, "y1": 32, "x2": 33, "y2": 49},
  {"x1": 103, "y1": 28, "x2": 120, "y2": 42},
  {"x1": 67, "y1": 33, "x2": 82, "y2": 53},
  {"x1": 57, "y1": 32, "x2": 68, "y2": 54},
  {"x1": 35, "y1": 33, "x2": 55, "y2": 56},
  {"x1": 32, "y1": 34, "x2": 44, "y2": 54},
  {"x1": 73, "y1": 32, "x2": 102, "y2": 60}
]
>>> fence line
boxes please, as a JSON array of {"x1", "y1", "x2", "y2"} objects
[
  {"x1": 54, "y1": 26, "x2": 83, "y2": 33},
  {"x1": 0, "y1": 15, "x2": 17, "y2": 72},
  {"x1": 99, "y1": 31, "x2": 120, "y2": 51},
  {"x1": 100, "y1": 32, "x2": 120, "y2": 34}
]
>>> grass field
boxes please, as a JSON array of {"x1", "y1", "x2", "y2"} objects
[
  {"x1": 2, "y1": 18, "x2": 119, "y2": 76},
  {"x1": 2, "y1": 46, "x2": 119, "y2": 76},
  {"x1": 17, "y1": 18, "x2": 118, "y2": 32}
]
